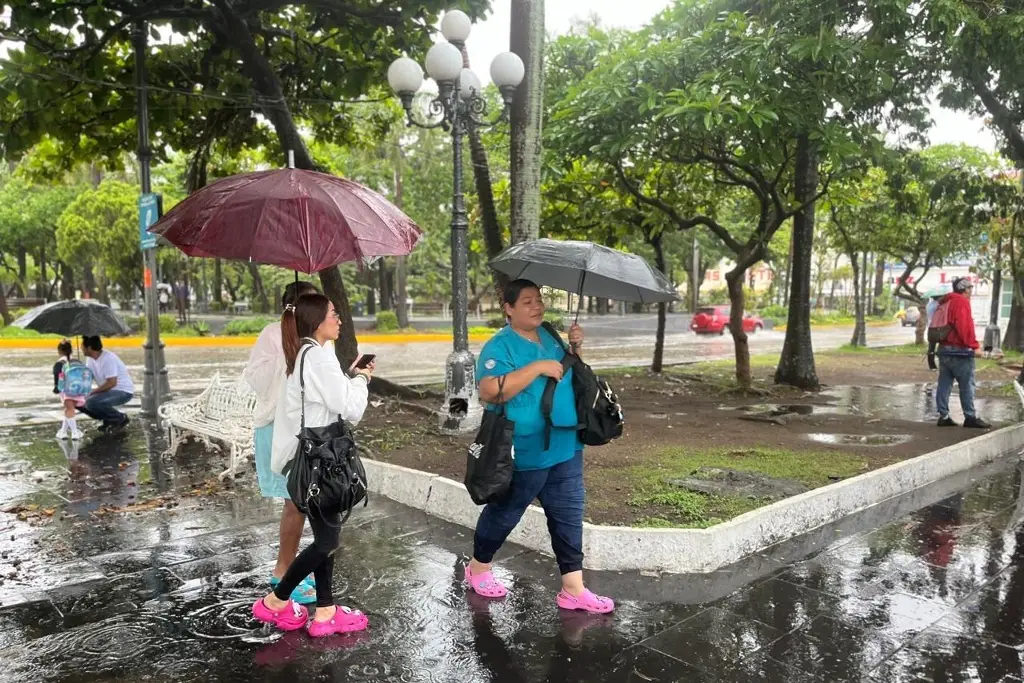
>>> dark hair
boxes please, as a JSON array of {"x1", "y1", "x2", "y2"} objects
[
  {"x1": 282, "y1": 293, "x2": 331, "y2": 376},
  {"x1": 57, "y1": 339, "x2": 73, "y2": 358},
  {"x1": 282, "y1": 280, "x2": 319, "y2": 309},
  {"x1": 501, "y1": 279, "x2": 541, "y2": 309},
  {"x1": 82, "y1": 335, "x2": 103, "y2": 352}
]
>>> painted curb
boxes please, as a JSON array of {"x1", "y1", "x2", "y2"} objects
[
  {"x1": 364, "y1": 423, "x2": 1024, "y2": 574},
  {"x1": 0, "y1": 332, "x2": 493, "y2": 350}
]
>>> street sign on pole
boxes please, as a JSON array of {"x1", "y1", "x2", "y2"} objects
[{"x1": 139, "y1": 193, "x2": 161, "y2": 251}]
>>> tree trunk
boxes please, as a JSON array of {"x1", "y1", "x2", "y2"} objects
[
  {"x1": 597, "y1": 298, "x2": 609, "y2": 315},
  {"x1": 509, "y1": 0, "x2": 544, "y2": 245},
  {"x1": 319, "y1": 267, "x2": 358, "y2": 368},
  {"x1": 366, "y1": 286, "x2": 376, "y2": 316},
  {"x1": 378, "y1": 260, "x2": 393, "y2": 311},
  {"x1": 726, "y1": 268, "x2": 752, "y2": 388},
  {"x1": 849, "y1": 250, "x2": 865, "y2": 347},
  {"x1": 650, "y1": 233, "x2": 667, "y2": 373},
  {"x1": 392, "y1": 140, "x2": 410, "y2": 329},
  {"x1": 775, "y1": 134, "x2": 820, "y2": 390},
  {"x1": 458, "y1": 44, "x2": 504, "y2": 264},
  {"x1": 873, "y1": 257, "x2": 885, "y2": 315},
  {"x1": 212, "y1": 0, "x2": 361, "y2": 365},
  {"x1": 990, "y1": 238, "x2": 1003, "y2": 326},
  {"x1": 82, "y1": 264, "x2": 96, "y2": 299},
  {"x1": 1005, "y1": 277, "x2": 1024, "y2": 351},
  {"x1": 37, "y1": 248, "x2": 47, "y2": 300},
  {"x1": 212, "y1": 259, "x2": 223, "y2": 305},
  {"x1": 60, "y1": 262, "x2": 75, "y2": 300},
  {"x1": 781, "y1": 234, "x2": 793, "y2": 307},
  {"x1": 16, "y1": 248, "x2": 27, "y2": 290},
  {"x1": 0, "y1": 284, "x2": 10, "y2": 325},
  {"x1": 247, "y1": 263, "x2": 270, "y2": 313}
]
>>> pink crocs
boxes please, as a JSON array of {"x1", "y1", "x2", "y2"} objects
[
  {"x1": 464, "y1": 565, "x2": 508, "y2": 599},
  {"x1": 556, "y1": 589, "x2": 615, "y2": 614},
  {"x1": 252, "y1": 598, "x2": 309, "y2": 631},
  {"x1": 306, "y1": 606, "x2": 369, "y2": 638}
]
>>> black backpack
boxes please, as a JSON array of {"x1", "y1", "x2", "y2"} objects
[{"x1": 540, "y1": 322, "x2": 624, "y2": 450}]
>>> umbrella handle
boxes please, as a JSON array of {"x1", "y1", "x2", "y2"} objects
[{"x1": 570, "y1": 271, "x2": 586, "y2": 355}]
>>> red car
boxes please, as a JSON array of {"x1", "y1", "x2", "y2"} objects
[{"x1": 691, "y1": 306, "x2": 764, "y2": 335}]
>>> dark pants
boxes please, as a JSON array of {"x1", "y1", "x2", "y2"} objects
[
  {"x1": 79, "y1": 390, "x2": 132, "y2": 425},
  {"x1": 273, "y1": 508, "x2": 340, "y2": 608},
  {"x1": 473, "y1": 452, "x2": 585, "y2": 575},
  {"x1": 936, "y1": 354, "x2": 976, "y2": 419}
]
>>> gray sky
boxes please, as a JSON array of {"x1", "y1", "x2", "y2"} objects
[{"x1": 461, "y1": 0, "x2": 998, "y2": 152}]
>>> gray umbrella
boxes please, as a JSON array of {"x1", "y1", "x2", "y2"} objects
[
  {"x1": 489, "y1": 239, "x2": 679, "y2": 308},
  {"x1": 12, "y1": 299, "x2": 132, "y2": 337}
]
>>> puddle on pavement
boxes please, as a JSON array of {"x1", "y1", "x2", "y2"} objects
[
  {"x1": 807, "y1": 432, "x2": 913, "y2": 447},
  {"x1": 821, "y1": 383, "x2": 1024, "y2": 424}
]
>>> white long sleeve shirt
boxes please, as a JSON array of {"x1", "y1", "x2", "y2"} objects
[
  {"x1": 242, "y1": 322, "x2": 335, "y2": 428},
  {"x1": 270, "y1": 338, "x2": 369, "y2": 474}
]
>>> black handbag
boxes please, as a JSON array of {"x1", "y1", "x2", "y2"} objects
[
  {"x1": 283, "y1": 342, "x2": 369, "y2": 525},
  {"x1": 464, "y1": 375, "x2": 516, "y2": 505}
]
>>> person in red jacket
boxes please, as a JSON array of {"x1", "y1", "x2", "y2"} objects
[{"x1": 935, "y1": 277, "x2": 990, "y2": 429}]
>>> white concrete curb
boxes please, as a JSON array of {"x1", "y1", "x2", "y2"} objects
[{"x1": 364, "y1": 423, "x2": 1024, "y2": 574}]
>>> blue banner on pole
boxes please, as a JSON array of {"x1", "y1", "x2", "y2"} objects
[{"x1": 139, "y1": 193, "x2": 161, "y2": 250}]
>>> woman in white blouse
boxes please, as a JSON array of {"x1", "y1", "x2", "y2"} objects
[
  {"x1": 242, "y1": 280, "x2": 319, "y2": 604},
  {"x1": 252, "y1": 292, "x2": 374, "y2": 638}
]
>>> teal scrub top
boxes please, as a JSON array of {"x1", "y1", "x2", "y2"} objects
[{"x1": 476, "y1": 325, "x2": 582, "y2": 471}]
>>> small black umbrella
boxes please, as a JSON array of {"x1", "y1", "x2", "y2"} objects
[
  {"x1": 12, "y1": 300, "x2": 132, "y2": 337},
  {"x1": 489, "y1": 239, "x2": 679, "y2": 320}
]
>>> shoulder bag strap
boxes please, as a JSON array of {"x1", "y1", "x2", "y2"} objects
[{"x1": 297, "y1": 340, "x2": 316, "y2": 433}]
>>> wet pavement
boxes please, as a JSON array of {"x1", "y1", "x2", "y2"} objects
[{"x1": 1, "y1": 418, "x2": 1024, "y2": 682}]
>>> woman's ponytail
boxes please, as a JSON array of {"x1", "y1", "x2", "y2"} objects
[{"x1": 282, "y1": 304, "x2": 300, "y2": 376}]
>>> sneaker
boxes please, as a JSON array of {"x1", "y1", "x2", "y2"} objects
[
  {"x1": 964, "y1": 416, "x2": 992, "y2": 429},
  {"x1": 70, "y1": 426, "x2": 84, "y2": 440},
  {"x1": 56, "y1": 425, "x2": 69, "y2": 440},
  {"x1": 937, "y1": 416, "x2": 957, "y2": 427}
]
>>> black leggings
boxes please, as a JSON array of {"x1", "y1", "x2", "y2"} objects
[{"x1": 272, "y1": 508, "x2": 340, "y2": 608}]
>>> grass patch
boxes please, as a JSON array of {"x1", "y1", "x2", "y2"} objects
[
  {"x1": 624, "y1": 446, "x2": 870, "y2": 529},
  {"x1": 834, "y1": 343, "x2": 926, "y2": 356}
]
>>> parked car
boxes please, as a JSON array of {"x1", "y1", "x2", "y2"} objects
[
  {"x1": 691, "y1": 306, "x2": 764, "y2": 335},
  {"x1": 899, "y1": 306, "x2": 921, "y2": 327}
]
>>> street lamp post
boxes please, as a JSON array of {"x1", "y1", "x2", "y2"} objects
[{"x1": 388, "y1": 10, "x2": 524, "y2": 434}]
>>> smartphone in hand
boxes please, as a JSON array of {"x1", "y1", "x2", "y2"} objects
[{"x1": 351, "y1": 353, "x2": 376, "y2": 371}]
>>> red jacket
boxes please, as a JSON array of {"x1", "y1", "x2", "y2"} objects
[{"x1": 939, "y1": 292, "x2": 978, "y2": 350}]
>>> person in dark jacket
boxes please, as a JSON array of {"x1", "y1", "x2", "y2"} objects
[{"x1": 936, "y1": 277, "x2": 989, "y2": 429}]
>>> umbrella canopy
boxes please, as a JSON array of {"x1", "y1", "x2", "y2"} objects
[
  {"x1": 149, "y1": 169, "x2": 423, "y2": 273},
  {"x1": 489, "y1": 239, "x2": 679, "y2": 304},
  {"x1": 13, "y1": 300, "x2": 132, "y2": 337}
]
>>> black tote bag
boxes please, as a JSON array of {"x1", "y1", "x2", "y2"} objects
[{"x1": 464, "y1": 375, "x2": 516, "y2": 505}]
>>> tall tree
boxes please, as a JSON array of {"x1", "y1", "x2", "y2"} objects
[{"x1": 509, "y1": 0, "x2": 544, "y2": 244}]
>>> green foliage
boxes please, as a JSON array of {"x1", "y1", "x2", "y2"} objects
[
  {"x1": 192, "y1": 321, "x2": 211, "y2": 337},
  {"x1": 374, "y1": 310, "x2": 399, "y2": 332},
  {"x1": 225, "y1": 317, "x2": 273, "y2": 336},
  {"x1": 56, "y1": 180, "x2": 143, "y2": 300},
  {"x1": 126, "y1": 314, "x2": 177, "y2": 334},
  {"x1": 543, "y1": 311, "x2": 565, "y2": 332}
]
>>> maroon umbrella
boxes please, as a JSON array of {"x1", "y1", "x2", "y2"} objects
[{"x1": 149, "y1": 169, "x2": 423, "y2": 273}]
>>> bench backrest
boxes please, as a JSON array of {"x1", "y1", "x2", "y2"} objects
[{"x1": 203, "y1": 379, "x2": 257, "y2": 421}]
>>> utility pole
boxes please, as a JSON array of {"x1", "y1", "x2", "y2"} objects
[{"x1": 134, "y1": 22, "x2": 171, "y2": 416}]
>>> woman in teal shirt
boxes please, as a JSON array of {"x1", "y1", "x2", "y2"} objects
[{"x1": 465, "y1": 279, "x2": 614, "y2": 615}]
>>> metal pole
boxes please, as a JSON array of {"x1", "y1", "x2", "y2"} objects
[
  {"x1": 439, "y1": 79, "x2": 481, "y2": 434},
  {"x1": 134, "y1": 22, "x2": 170, "y2": 416}
]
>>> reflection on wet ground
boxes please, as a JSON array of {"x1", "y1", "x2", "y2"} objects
[
  {"x1": 822, "y1": 383, "x2": 1024, "y2": 425},
  {"x1": 2, "y1": 422, "x2": 1024, "y2": 681},
  {"x1": 807, "y1": 433, "x2": 914, "y2": 447}
]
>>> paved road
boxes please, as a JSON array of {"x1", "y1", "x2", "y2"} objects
[
  {"x1": 1, "y1": 420, "x2": 1023, "y2": 681},
  {"x1": 0, "y1": 321, "x2": 928, "y2": 408}
]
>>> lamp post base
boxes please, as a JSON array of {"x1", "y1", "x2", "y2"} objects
[
  {"x1": 141, "y1": 339, "x2": 171, "y2": 417},
  {"x1": 439, "y1": 348, "x2": 483, "y2": 434},
  {"x1": 984, "y1": 324, "x2": 1002, "y2": 357}
]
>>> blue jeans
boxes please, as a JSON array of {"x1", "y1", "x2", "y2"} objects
[
  {"x1": 473, "y1": 452, "x2": 585, "y2": 575},
  {"x1": 937, "y1": 355, "x2": 976, "y2": 419},
  {"x1": 79, "y1": 390, "x2": 132, "y2": 425}
]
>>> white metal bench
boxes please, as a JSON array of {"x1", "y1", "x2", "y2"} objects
[{"x1": 158, "y1": 373, "x2": 258, "y2": 480}]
